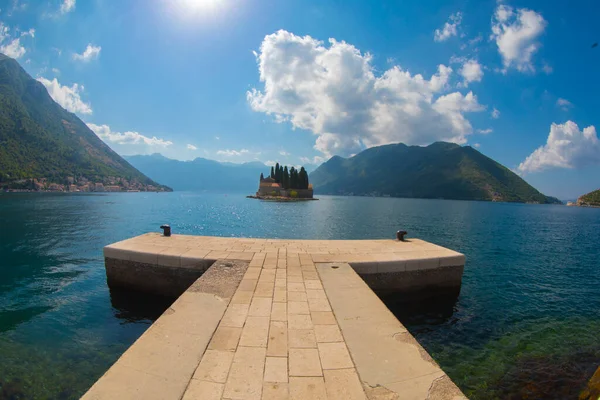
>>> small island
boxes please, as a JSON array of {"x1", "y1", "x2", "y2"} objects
[{"x1": 247, "y1": 163, "x2": 317, "y2": 201}]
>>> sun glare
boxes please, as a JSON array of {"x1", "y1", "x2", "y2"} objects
[{"x1": 180, "y1": 0, "x2": 221, "y2": 10}]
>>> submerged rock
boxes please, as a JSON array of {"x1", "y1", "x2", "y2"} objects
[{"x1": 579, "y1": 366, "x2": 600, "y2": 400}]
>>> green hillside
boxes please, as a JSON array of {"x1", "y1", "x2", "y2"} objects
[
  {"x1": 577, "y1": 189, "x2": 600, "y2": 206},
  {"x1": 310, "y1": 142, "x2": 561, "y2": 204},
  {"x1": 0, "y1": 53, "x2": 169, "y2": 191}
]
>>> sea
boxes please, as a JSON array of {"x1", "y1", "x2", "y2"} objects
[{"x1": 0, "y1": 192, "x2": 599, "y2": 399}]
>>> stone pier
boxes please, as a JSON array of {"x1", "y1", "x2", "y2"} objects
[{"x1": 83, "y1": 233, "x2": 467, "y2": 400}]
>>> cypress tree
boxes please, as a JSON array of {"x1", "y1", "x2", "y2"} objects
[
  {"x1": 270, "y1": 166, "x2": 274, "y2": 179},
  {"x1": 290, "y1": 167, "x2": 295, "y2": 189},
  {"x1": 260, "y1": 173, "x2": 264, "y2": 181},
  {"x1": 275, "y1": 163, "x2": 280, "y2": 183},
  {"x1": 283, "y1": 166, "x2": 289, "y2": 189},
  {"x1": 300, "y1": 167, "x2": 308, "y2": 189}
]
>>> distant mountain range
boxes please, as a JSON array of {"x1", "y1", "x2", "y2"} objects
[
  {"x1": 124, "y1": 154, "x2": 269, "y2": 192},
  {"x1": 310, "y1": 142, "x2": 561, "y2": 204},
  {"x1": 0, "y1": 53, "x2": 167, "y2": 191}
]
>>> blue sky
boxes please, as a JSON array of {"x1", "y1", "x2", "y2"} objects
[{"x1": 1, "y1": 0, "x2": 599, "y2": 199}]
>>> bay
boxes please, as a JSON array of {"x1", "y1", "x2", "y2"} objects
[{"x1": 0, "y1": 192, "x2": 599, "y2": 399}]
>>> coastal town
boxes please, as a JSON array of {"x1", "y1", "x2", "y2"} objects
[{"x1": 1, "y1": 176, "x2": 169, "y2": 193}]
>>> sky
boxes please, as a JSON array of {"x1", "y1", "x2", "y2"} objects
[{"x1": 1, "y1": 0, "x2": 599, "y2": 199}]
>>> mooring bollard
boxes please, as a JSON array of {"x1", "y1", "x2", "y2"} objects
[
  {"x1": 160, "y1": 225, "x2": 171, "y2": 237},
  {"x1": 396, "y1": 230, "x2": 407, "y2": 241}
]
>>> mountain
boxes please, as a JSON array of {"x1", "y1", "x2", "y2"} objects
[
  {"x1": 0, "y1": 53, "x2": 169, "y2": 191},
  {"x1": 576, "y1": 189, "x2": 600, "y2": 207},
  {"x1": 124, "y1": 154, "x2": 269, "y2": 192},
  {"x1": 310, "y1": 142, "x2": 561, "y2": 204}
]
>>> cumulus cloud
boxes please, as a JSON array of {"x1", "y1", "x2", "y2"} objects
[
  {"x1": 187, "y1": 144, "x2": 198, "y2": 150},
  {"x1": 87, "y1": 123, "x2": 173, "y2": 147},
  {"x1": 491, "y1": 108, "x2": 500, "y2": 119},
  {"x1": 265, "y1": 160, "x2": 276, "y2": 166},
  {"x1": 477, "y1": 128, "x2": 493, "y2": 134},
  {"x1": 473, "y1": 143, "x2": 481, "y2": 148},
  {"x1": 556, "y1": 98, "x2": 573, "y2": 111},
  {"x1": 37, "y1": 77, "x2": 92, "y2": 114},
  {"x1": 542, "y1": 62, "x2": 553, "y2": 74},
  {"x1": 459, "y1": 59, "x2": 483, "y2": 86},
  {"x1": 73, "y1": 44, "x2": 101, "y2": 62},
  {"x1": 248, "y1": 30, "x2": 485, "y2": 156},
  {"x1": 217, "y1": 149, "x2": 249, "y2": 156},
  {"x1": 434, "y1": 12, "x2": 462, "y2": 42},
  {"x1": 0, "y1": 23, "x2": 34, "y2": 59},
  {"x1": 518, "y1": 121, "x2": 600, "y2": 173},
  {"x1": 491, "y1": 5, "x2": 546, "y2": 73},
  {"x1": 279, "y1": 150, "x2": 290, "y2": 156},
  {"x1": 60, "y1": 0, "x2": 76, "y2": 13}
]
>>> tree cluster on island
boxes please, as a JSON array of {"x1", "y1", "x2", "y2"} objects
[{"x1": 260, "y1": 163, "x2": 310, "y2": 190}]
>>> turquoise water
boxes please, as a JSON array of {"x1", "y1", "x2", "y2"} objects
[{"x1": 0, "y1": 192, "x2": 599, "y2": 399}]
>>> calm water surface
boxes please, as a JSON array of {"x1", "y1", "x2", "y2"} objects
[{"x1": 0, "y1": 192, "x2": 599, "y2": 399}]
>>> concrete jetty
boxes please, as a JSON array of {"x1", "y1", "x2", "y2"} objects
[{"x1": 83, "y1": 233, "x2": 467, "y2": 400}]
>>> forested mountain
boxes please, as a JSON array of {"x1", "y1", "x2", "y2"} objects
[
  {"x1": 310, "y1": 142, "x2": 561, "y2": 204},
  {"x1": 0, "y1": 53, "x2": 167, "y2": 191},
  {"x1": 125, "y1": 154, "x2": 268, "y2": 192},
  {"x1": 576, "y1": 189, "x2": 600, "y2": 206}
]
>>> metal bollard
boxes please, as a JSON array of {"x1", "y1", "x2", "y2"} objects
[
  {"x1": 160, "y1": 224, "x2": 171, "y2": 237},
  {"x1": 396, "y1": 230, "x2": 407, "y2": 241}
]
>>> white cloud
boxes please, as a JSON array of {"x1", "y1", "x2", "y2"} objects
[
  {"x1": 73, "y1": 44, "x2": 101, "y2": 62},
  {"x1": 491, "y1": 108, "x2": 500, "y2": 119},
  {"x1": 459, "y1": 59, "x2": 483, "y2": 86},
  {"x1": 248, "y1": 30, "x2": 485, "y2": 157},
  {"x1": 300, "y1": 156, "x2": 325, "y2": 165},
  {"x1": 477, "y1": 128, "x2": 493, "y2": 134},
  {"x1": 542, "y1": 62, "x2": 553, "y2": 74},
  {"x1": 37, "y1": 77, "x2": 92, "y2": 114},
  {"x1": 52, "y1": 68, "x2": 60, "y2": 74},
  {"x1": 469, "y1": 35, "x2": 483, "y2": 46},
  {"x1": 279, "y1": 150, "x2": 290, "y2": 156},
  {"x1": 434, "y1": 12, "x2": 462, "y2": 42},
  {"x1": 473, "y1": 143, "x2": 481, "y2": 148},
  {"x1": 217, "y1": 149, "x2": 250, "y2": 156},
  {"x1": 518, "y1": 121, "x2": 600, "y2": 173},
  {"x1": 265, "y1": 160, "x2": 276, "y2": 166},
  {"x1": 60, "y1": 0, "x2": 76, "y2": 14},
  {"x1": 187, "y1": 144, "x2": 198, "y2": 150},
  {"x1": 491, "y1": 5, "x2": 546, "y2": 73},
  {"x1": 215, "y1": 136, "x2": 220, "y2": 140},
  {"x1": 0, "y1": 23, "x2": 34, "y2": 59},
  {"x1": 556, "y1": 98, "x2": 573, "y2": 111},
  {"x1": 87, "y1": 123, "x2": 173, "y2": 147}
]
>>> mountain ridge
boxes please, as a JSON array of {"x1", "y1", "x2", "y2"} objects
[
  {"x1": 0, "y1": 53, "x2": 169, "y2": 191},
  {"x1": 310, "y1": 142, "x2": 561, "y2": 204}
]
